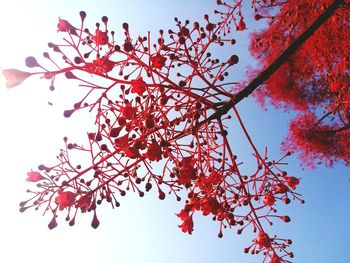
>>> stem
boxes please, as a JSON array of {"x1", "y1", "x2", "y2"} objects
[
  {"x1": 66, "y1": 149, "x2": 120, "y2": 184},
  {"x1": 217, "y1": 119, "x2": 264, "y2": 231}
]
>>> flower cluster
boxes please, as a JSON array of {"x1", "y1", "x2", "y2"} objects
[{"x1": 6, "y1": 5, "x2": 304, "y2": 262}]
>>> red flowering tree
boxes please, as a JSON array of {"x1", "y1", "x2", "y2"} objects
[
  {"x1": 3, "y1": 0, "x2": 348, "y2": 262},
  {"x1": 249, "y1": 0, "x2": 350, "y2": 168}
]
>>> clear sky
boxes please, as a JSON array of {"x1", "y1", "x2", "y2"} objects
[{"x1": 0, "y1": 1, "x2": 349, "y2": 263}]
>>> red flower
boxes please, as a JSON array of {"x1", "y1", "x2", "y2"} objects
[
  {"x1": 236, "y1": 18, "x2": 246, "y2": 31},
  {"x1": 178, "y1": 157, "x2": 197, "y2": 185},
  {"x1": 150, "y1": 53, "x2": 167, "y2": 69},
  {"x1": 146, "y1": 140, "x2": 162, "y2": 161},
  {"x1": 93, "y1": 29, "x2": 109, "y2": 45},
  {"x1": 329, "y1": 82, "x2": 341, "y2": 92},
  {"x1": 55, "y1": 191, "x2": 76, "y2": 210},
  {"x1": 207, "y1": 170, "x2": 221, "y2": 185},
  {"x1": 263, "y1": 192, "x2": 275, "y2": 206},
  {"x1": 115, "y1": 134, "x2": 129, "y2": 149},
  {"x1": 114, "y1": 134, "x2": 139, "y2": 158},
  {"x1": 176, "y1": 209, "x2": 189, "y2": 220},
  {"x1": 86, "y1": 56, "x2": 115, "y2": 74},
  {"x1": 187, "y1": 196, "x2": 201, "y2": 211},
  {"x1": 195, "y1": 171, "x2": 221, "y2": 191},
  {"x1": 26, "y1": 171, "x2": 45, "y2": 182},
  {"x1": 76, "y1": 195, "x2": 92, "y2": 212},
  {"x1": 274, "y1": 183, "x2": 289, "y2": 194},
  {"x1": 121, "y1": 104, "x2": 137, "y2": 119},
  {"x1": 2, "y1": 69, "x2": 33, "y2": 88},
  {"x1": 264, "y1": 192, "x2": 275, "y2": 206},
  {"x1": 124, "y1": 147, "x2": 139, "y2": 159},
  {"x1": 285, "y1": 176, "x2": 300, "y2": 190},
  {"x1": 130, "y1": 77, "x2": 147, "y2": 96},
  {"x1": 177, "y1": 211, "x2": 194, "y2": 235},
  {"x1": 201, "y1": 197, "x2": 221, "y2": 216},
  {"x1": 255, "y1": 231, "x2": 271, "y2": 249},
  {"x1": 57, "y1": 18, "x2": 76, "y2": 33}
]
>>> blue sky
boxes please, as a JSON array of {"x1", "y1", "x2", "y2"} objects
[{"x1": 0, "y1": 1, "x2": 349, "y2": 262}]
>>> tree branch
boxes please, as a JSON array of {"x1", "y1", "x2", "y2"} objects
[{"x1": 203, "y1": 0, "x2": 344, "y2": 124}]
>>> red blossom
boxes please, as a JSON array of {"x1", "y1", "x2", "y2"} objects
[
  {"x1": 114, "y1": 134, "x2": 139, "y2": 158},
  {"x1": 55, "y1": 191, "x2": 76, "y2": 210},
  {"x1": 285, "y1": 176, "x2": 300, "y2": 190},
  {"x1": 274, "y1": 183, "x2": 289, "y2": 194},
  {"x1": 207, "y1": 170, "x2": 221, "y2": 185},
  {"x1": 121, "y1": 104, "x2": 137, "y2": 119},
  {"x1": 26, "y1": 171, "x2": 45, "y2": 182},
  {"x1": 88, "y1": 56, "x2": 115, "y2": 74},
  {"x1": 195, "y1": 171, "x2": 221, "y2": 192},
  {"x1": 2, "y1": 69, "x2": 33, "y2": 88},
  {"x1": 201, "y1": 197, "x2": 221, "y2": 216},
  {"x1": 177, "y1": 212, "x2": 194, "y2": 235},
  {"x1": 57, "y1": 18, "x2": 76, "y2": 33},
  {"x1": 236, "y1": 18, "x2": 246, "y2": 31},
  {"x1": 150, "y1": 53, "x2": 166, "y2": 69},
  {"x1": 329, "y1": 82, "x2": 341, "y2": 92},
  {"x1": 93, "y1": 29, "x2": 109, "y2": 45},
  {"x1": 114, "y1": 134, "x2": 129, "y2": 149},
  {"x1": 255, "y1": 231, "x2": 271, "y2": 249},
  {"x1": 187, "y1": 196, "x2": 201, "y2": 211},
  {"x1": 263, "y1": 192, "x2": 275, "y2": 206},
  {"x1": 130, "y1": 77, "x2": 147, "y2": 96},
  {"x1": 76, "y1": 195, "x2": 92, "y2": 212},
  {"x1": 176, "y1": 209, "x2": 189, "y2": 220},
  {"x1": 124, "y1": 147, "x2": 139, "y2": 159},
  {"x1": 177, "y1": 157, "x2": 197, "y2": 185},
  {"x1": 146, "y1": 140, "x2": 162, "y2": 161}
]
